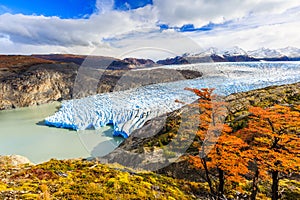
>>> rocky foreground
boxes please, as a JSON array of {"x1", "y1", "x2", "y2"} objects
[{"x1": 0, "y1": 158, "x2": 209, "y2": 199}]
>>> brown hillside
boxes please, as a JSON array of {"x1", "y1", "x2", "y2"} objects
[{"x1": 0, "y1": 55, "x2": 54, "y2": 69}]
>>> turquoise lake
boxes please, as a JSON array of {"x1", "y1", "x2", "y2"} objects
[{"x1": 0, "y1": 102, "x2": 123, "y2": 164}]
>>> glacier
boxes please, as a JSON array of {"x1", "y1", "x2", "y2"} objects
[{"x1": 45, "y1": 62, "x2": 300, "y2": 138}]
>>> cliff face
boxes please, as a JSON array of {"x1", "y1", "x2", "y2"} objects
[{"x1": 0, "y1": 63, "x2": 77, "y2": 110}]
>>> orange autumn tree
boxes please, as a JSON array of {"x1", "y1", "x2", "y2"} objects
[
  {"x1": 186, "y1": 88, "x2": 250, "y2": 198},
  {"x1": 236, "y1": 105, "x2": 300, "y2": 200}
]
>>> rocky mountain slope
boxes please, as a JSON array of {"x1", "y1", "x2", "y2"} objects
[
  {"x1": 0, "y1": 55, "x2": 54, "y2": 69},
  {"x1": 102, "y1": 82, "x2": 300, "y2": 170}
]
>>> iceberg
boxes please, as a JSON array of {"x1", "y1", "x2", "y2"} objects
[{"x1": 45, "y1": 62, "x2": 300, "y2": 138}]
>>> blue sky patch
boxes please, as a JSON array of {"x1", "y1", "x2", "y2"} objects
[
  {"x1": 158, "y1": 21, "x2": 232, "y2": 33},
  {"x1": 0, "y1": 0, "x2": 97, "y2": 18},
  {"x1": 114, "y1": 0, "x2": 153, "y2": 11}
]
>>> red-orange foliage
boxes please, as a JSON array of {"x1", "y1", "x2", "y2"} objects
[
  {"x1": 236, "y1": 105, "x2": 300, "y2": 200},
  {"x1": 186, "y1": 88, "x2": 250, "y2": 196},
  {"x1": 186, "y1": 87, "x2": 300, "y2": 199},
  {"x1": 237, "y1": 105, "x2": 300, "y2": 174}
]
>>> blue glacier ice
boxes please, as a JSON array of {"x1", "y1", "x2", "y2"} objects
[{"x1": 45, "y1": 62, "x2": 300, "y2": 138}]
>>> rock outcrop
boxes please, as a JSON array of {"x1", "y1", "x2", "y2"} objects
[
  {"x1": 0, "y1": 63, "x2": 77, "y2": 110},
  {"x1": 225, "y1": 82, "x2": 300, "y2": 114},
  {"x1": 0, "y1": 155, "x2": 33, "y2": 166}
]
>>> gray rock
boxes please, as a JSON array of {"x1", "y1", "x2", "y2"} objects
[{"x1": 0, "y1": 155, "x2": 33, "y2": 166}]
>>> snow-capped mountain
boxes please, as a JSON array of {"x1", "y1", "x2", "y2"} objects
[
  {"x1": 188, "y1": 47, "x2": 219, "y2": 57},
  {"x1": 158, "y1": 46, "x2": 300, "y2": 65},
  {"x1": 189, "y1": 46, "x2": 247, "y2": 58},
  {"x1": 221, "y1": 46, "x2": 248, "y2": 57},
  {"x1": 247, "y1": 48, "x2": 284, "y2": 59},
  {"x1": 186, "y1": 46, "x2": 300, "y2": 60},
  {"x1": 277, "y1": 46, "x2": 300, "y2": 58}
]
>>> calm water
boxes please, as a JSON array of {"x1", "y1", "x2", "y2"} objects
[{"x1": 0, "y1": 102, "x2": 123, "y2": 164}]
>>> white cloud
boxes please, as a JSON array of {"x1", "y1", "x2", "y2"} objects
[
  {"x1": 0, "y1": 39, "x2": 95, "y2": 55},
  {"x1": 0, "y1": 3, "x2": 160, "y2": 56},
  {"x1": 186, "y1": 21, "x2": 300, "y2": 51},
  {"x1": 153, "y1": 0, "x2": 300, "y2": 27},
  {"x1": 0, "y1": 0, "x2": 299, "y2": 56},
  {"x1": 96, "y1": 0, "x2": 114, "y2": 14},
  {"x1": 100, "y1": 3, "x2": 300, "y2": 58},
  {"x1": 182, "y1": 6, "x2": 300, "y2": 50},
  {"x1": 102, "y1": 29, "x2": 202, "y2": 60},
  {"x1": 0, "y1": 5, "x2": 156, "y2": 46}
]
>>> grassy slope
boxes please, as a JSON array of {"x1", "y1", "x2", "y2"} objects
[{"x1": 0, "y1": 159, "x2": 209, "y2": 199}]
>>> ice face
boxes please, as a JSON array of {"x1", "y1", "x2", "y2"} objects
[
  {"x1": 45, "y1": 62, "x2": 300, "y2": 138},
  {"x1": 45, "y1": 82, "x2": 199, "y2": 138}
]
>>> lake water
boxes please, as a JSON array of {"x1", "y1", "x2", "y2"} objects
[{"x1": 0, "y1": 102, "x2": 123, "y2": 164}]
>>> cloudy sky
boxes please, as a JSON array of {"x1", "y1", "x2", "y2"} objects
[{"x1": 0, "y1": 0, "x2": 299, "y2": 59}]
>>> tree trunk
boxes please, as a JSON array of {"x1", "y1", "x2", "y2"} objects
[
  {"x1": 218, "y1": 168, "x2": 224, "y2": 196},
  {"x1": 201, "y1": 158, "x2": 215, "y2": 195},
  {"x1": 250, "y1": 168, "x2": 259, "y2": 200},
  {"x1": 271, "y1": 171, "x2": 279, "y2": 200},
  {"x1": 268, "y1": 119, "x2": 280, "y2": 200}
]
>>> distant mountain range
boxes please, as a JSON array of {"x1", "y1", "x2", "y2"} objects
[
  {"x1": 157, "y1": 46, "x2": 300, "y2": 65},
  {"x1": 31, "y1": 46, "x2": 300, "y2": 69},
  {"x1": 9, "y1": 46, "x2": 297, "y2": 71}
]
